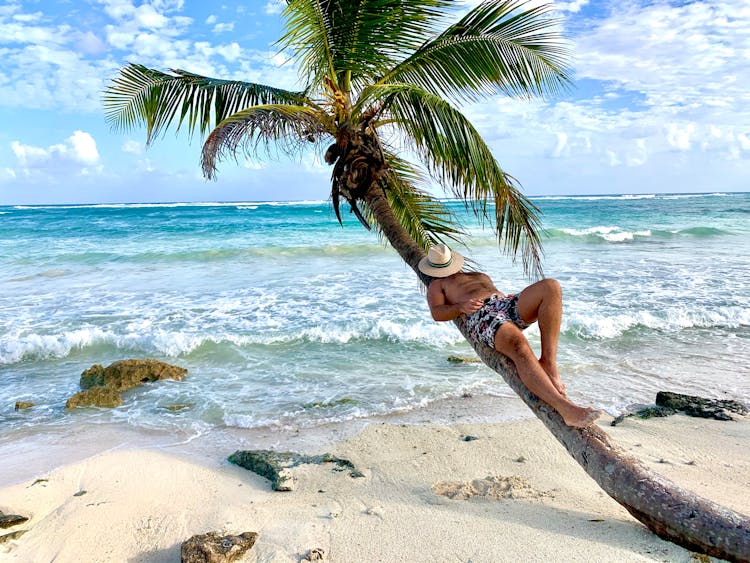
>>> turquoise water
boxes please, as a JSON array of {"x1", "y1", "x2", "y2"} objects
[{"x1": 1, "y1": 193, "x2": 748, "y2": 438}]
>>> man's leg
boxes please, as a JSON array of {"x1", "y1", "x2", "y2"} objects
[
  {"x1": 515, "y1": 279, "x2": 565, "y2": 396},
  {"x1": 493, "y1": 322, "x2": 599, "y2": 428}
]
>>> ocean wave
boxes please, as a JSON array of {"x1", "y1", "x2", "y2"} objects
[
  {"x1": 564, "y1": 305, "x2": 750, "y2": 339},
  {"x1": 0, "y1": 321, "x2": 463, "y2": 365},
  {"x1": 676, "y1": 226, "x2": 727, "y2": 236},
  {"x1": 4, "y1": 302, "x2": 748, "y2": 365},
  {"x1": 9, "y1": 269, "x2": 71, "y2": 282},
  {"x1": 545, "y1": 224, "x2": 729, "y2": 242},
  {"x1": 533, "y1": 192, "x2": 731, "y2": 202},
  {"x1": 546, "y1": 226, "x2": 652, "y2": 242},
  {"x1": 11, "y1": 200, "x2": 327, "y2": 211}
]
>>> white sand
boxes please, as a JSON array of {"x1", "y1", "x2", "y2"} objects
[{"x1": 1, "y1": 414, "x2": 748, "y2": 562}]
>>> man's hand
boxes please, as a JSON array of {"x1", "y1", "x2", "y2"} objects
[{"x1": 459, "y1": 298, "x2": 484, "y2": 316}]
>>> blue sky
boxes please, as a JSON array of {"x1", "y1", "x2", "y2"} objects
[{"x1": 0, "y1": 0, "x2": 748, "y2": 204}]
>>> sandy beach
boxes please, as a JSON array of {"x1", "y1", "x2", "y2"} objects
[{"x1": 1, "y1": 405, "x2": 748, "y2": 563}]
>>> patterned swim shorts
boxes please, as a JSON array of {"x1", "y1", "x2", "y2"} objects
[{"x1": 465, "y1": 294, "x2": 531, "y2": 348}]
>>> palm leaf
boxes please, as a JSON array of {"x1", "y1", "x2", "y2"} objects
[
  {"x1": 372, "y1": 153, "x2": 465, "y2": 250},
  {"x1": 383, "y1": 0, "x2": 571, "y2": 103},
  {"x1": 278, "y1": 0, "x2": 337, "y2": 89},
  {"x1": 359, "y1": 83, "x2": 544, "y2": 275},
  {"x1": 279, "y1": 0, "x2": 455, "y2": 90},
  {"x1": 201, "y1": 104, "x2": 333, "y2": 179},
  {"x1": 103, "y1": 63, "x2": 310, "y2": 143}
]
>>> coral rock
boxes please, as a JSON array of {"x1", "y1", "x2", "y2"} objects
[
  {"x1": 65, "y1": 386, "x2": 123, "y2": 409},
  {"x1": 180, "y1": 531, "x2": 258, "y2": 563}
]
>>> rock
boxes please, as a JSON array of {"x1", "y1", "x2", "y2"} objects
[
  {"x1": 611, "y1": 406, "x2": 676, "y2": 426},
  {"x1": 228, "y1": 450, "x2": 363, "y2": 491},
  {"x1": 611, "y1": 392, "x2": 748, "y2": 426},
  {"x1": 303, "y1": 397, "x2": 357, "y2": 409},
  {"x1": 164, "y1": 404, "x2": 193, "y2": 411},
  {"x1": 80, "y1": 359, "x2": 187, "y2": 392},
  {"x1": 66, "y1": 386, "x2": 123, "y2": 409},
  {"x1": 0, "y1": 512, "x2": 29, "y2": 529},
  {"x1": 656, "y1": 391, "x2": 747, "y2": 420},
  {"x1": 302, "y1": 547, "x2": 326, "y2": 561},
  {"x1": 0, "y1": 530, "x2": 27, "y2": 543},
  {"x1": 447, "y1": 355, "x2": 481, "y2": 364},
  {"x1": 180, "y1": 531, "x2": 258, "y2": 563},
  {"x1": 14, "y1": 401, "x2": 34, "y2": 411}
]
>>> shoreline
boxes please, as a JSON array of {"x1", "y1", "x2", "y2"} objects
[
  {"x1": 0, "y1": 393, "x2": 534, "y2": 488},
  {"x1": 1, "y1": 402, "x2": 748, "y2": 562}
]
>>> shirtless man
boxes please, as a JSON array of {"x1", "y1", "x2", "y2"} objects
[{"x1": 419, "y1": 244, "x2": 601, "y2": 428}]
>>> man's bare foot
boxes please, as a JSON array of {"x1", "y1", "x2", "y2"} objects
[
  {"x1": 560, "y1": 406, "x2": 601, "y2": 429},
  {"x1": 539, "y1": 357, "x2": 566, "y2": 397}
]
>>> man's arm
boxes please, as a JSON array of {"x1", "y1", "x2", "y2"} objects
[{"x1": 426, "y1": 281, "x2": 482, "y2": 321}]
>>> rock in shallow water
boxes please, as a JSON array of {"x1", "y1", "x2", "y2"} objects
[
  {"x1": 66, "y1": 359, "x2": 188, "y2": 409},
  {"x1": 180, "y1": 531, "x2": 258, "y2": 563},
  {"x1": 80, "y1": 359, "x2": 187, "y2": 392},
  {"x1": 65, "y1": 386, "x2": 123, "y2": 409}
]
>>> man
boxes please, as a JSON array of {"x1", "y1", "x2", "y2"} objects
[{"x1": 419, "y1": 244, "x2": 601, "y2": 429}]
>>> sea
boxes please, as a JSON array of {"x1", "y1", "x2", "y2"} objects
[{"x1": 1, "y1": 192, "x2": 749, "y2": 479}]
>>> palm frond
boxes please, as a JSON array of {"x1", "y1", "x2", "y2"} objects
[
  {"x1": 278, "y1": 0, "x2": 337, "y2": 88},
  {"x1": 103, "y1": 63, "x2": 310, "y2": 143},
  {"x1": 201, "y1": 105, "x2": 333, "y2": 179},
  {"x1": 368, "y1": 153, "x2": 465, "y2": 251},
  {"x1": 382, "y1": 0, "x2": 571, "y2": 103},
  {"x1": 279, "y1": 0, "x2": 455, "y2": 90},
  {"x1": 360, "y1": 83, "x2": 544, "y2": 275}
]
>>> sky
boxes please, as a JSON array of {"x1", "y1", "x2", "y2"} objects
[{"x1": 0, "y1": 0, "x2": 748, "y2": 204}]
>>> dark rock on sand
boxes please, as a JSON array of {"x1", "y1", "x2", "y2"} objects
[
  {"x1": 302, "y1": 547, "x2": 326, "y2": 561},
  {"x1": 14, "y1": 401, "x2": 34, "y2": 411},
  {"x1": 0, "y1": 512, "x2": 29, "y2": 529},
  {"x1": 180, "y1": 531, "x2": 258, "y2": 563},
  {"x1": 656, "y1": 391, "x2": 748, "y2": 420},
  {"x1": 80, "y1": 359, "x2": 187, "y2": 392},
  {"x1": 65, "y1": 386, "x2": 123, "y2": 409},
  {"x1": 0, "y1": 530, "x2": 27, "y2": 543},
  {"x1": 228, "y1": 450, "x2": 363, "y2": 492},
  {"x1": 611, "y1": 406, "x2": 676, "y2": 426},
  {"x1": 611, "y1": 392, "x2": 748, "y2": 426}
]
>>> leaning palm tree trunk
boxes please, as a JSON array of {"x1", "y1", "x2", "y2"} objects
[{"x1": 364, "y1": 184, "x2": 750, "y2": 562}]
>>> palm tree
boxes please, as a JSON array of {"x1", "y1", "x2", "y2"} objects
[{"x1": 104, "y1": 1, "x2": 749, "y2": 559}]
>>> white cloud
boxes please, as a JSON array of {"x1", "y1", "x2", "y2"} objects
[
  {"x1": 555, "y1": 0, "x2": 589, "y2": 13},
  {"x1": 69, "y1": 131, "x2": 100, "y2": 164},
  {"x1": 122, "y1": 140, "x2": 144, "y2": 154},
  {"x1": 212, "y1": 22, "x2": 234, "y2": 33},
  {"x1": 76, "y1": 31, "x2": 107, "y2": 55},
  {"x1": 666, "y1": 123, "x2": 695, "y2": 151},
  {"x1": 8, "y1": 131, "x2": 100, "y2": 177},
  {"x1": 264, "y1": 1, "x2": 284, "y2": 15}
]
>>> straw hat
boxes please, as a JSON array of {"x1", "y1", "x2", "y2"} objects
[{"x1": 417, "y1": 244, "x2": 464, "y2": 277}]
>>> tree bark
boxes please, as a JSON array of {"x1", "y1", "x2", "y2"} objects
[{"x1": 363, "y1": 184, "x2": 750, "y2": 562}]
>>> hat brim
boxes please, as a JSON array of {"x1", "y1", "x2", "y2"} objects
[{"x1": 417, "y1": 252, "x2": 464, "y2": 278}]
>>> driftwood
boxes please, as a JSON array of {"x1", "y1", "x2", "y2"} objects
[{"x1": 363, "y1": 185, "x2": 750, "y2": 561}]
